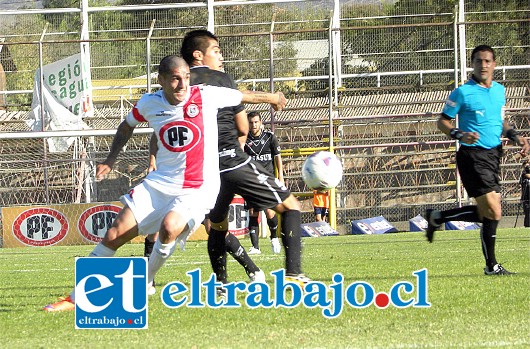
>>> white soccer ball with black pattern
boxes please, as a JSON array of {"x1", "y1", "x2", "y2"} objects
[{"x1": 301, "y1": 151, "x2": 343, "y2": 189}]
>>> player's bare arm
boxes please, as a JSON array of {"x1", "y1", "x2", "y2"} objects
[
  {"x1": 96, "y1": 120, "x2": 135, "y2": 180},
  {"x1": 437, "y1": 115, "x2": 479, "y2": 144},
  {"x1": 241, "y1": 91, "x2": 287, "y2": 111},
  {"x1": 148, "y1": 132, "x2": 158, "y2": 172},
  {"x1": 234, "y1": 110, "x2": 249, "y2": 149}
]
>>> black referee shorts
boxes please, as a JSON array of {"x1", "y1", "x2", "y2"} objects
[
  {"x1": 208, "y1": 160, "x2": 291, "y2": 223},
  {"x1": 456, "y1": 145, "x2": 502, "y2": 198}
]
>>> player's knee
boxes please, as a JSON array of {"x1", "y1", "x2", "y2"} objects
[
  {"x1": 278, "y1": 195, "x2": 301, "y2": 212},
  {"x1": 159, "y1": 214, "x2": 186, "y2": 242}
]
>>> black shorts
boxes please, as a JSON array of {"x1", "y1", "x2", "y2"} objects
[
  {"x1": 456, "y1": 145, "x2": 502, "y2": 198},
  {"x1": 208, "y1": 161, "x2": 291, "y2": 223}
]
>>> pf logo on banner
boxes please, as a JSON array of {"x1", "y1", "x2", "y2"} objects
[{"x1": 75, "y1": 257, "x2": 148, "y2": 329}]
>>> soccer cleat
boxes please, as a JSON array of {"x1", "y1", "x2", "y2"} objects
[
  {"x1": 147, "y1": 281, "x2": 156, "y2": 296},
  {"x1": 484, "y1": 264, "x2": 515, "y2": 275},
  {"x1": 285, "y1": 273, "x2": 312, "y2": 288},
  {"x1": 249, "y1": 269, "x2": 266, "y2": 283},
  {"x1": 248, "y1": 247, "x2": 262, "y2": 255},
  {"x1": 271, "y1": 237, "x2": 281, "y2": 254},
  {"x1": 425, "y1": 209, "x2": 441, "y2": 243},
  {"x1": 43, "y1": 295, "x2": 75, "y2": 312},
  {"x1": 216, "y1": 287, "x2": 227, "y2": 300}
]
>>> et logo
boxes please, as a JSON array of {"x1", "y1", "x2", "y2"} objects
[
  {"x1": 75, "y1": 257, "x2": 148, "y2": 329},
  {"x1": 12, "y1": 208, "x2": 68, "y2": 246},
  {"x1": 159, "y1": 120, "x2": 201, "y2": 152},
  {"x1": 78, "y1": 204, "x2": 121, "y2": 243}
]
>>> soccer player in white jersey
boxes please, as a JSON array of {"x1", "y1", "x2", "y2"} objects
[{"x1": 44, "y1": 55, "x2": 261, "y2": 311}]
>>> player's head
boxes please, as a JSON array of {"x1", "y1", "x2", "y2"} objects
[
  {"x1": 157, "y1": 55, "x2": 190, "y2": 105},
  {"x1": 248, "y1": 111, "x2": 263, "y2": 136},
  {"x1": 470, "y1": 45, "x2": 496, "y2": 86},
  {"x1": 181, "y1": 30, "x2": 224, "y2": 70},
  {"x1": 471, "y1": 45, "x2": 495, "y2": 62}
]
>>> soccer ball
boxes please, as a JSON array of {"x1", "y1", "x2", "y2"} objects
[{"x1": 301, "y1": 151, "x2": 343, "y2": 189}]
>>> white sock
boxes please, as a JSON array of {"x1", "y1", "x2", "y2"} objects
[
  {"x1": 71, "y1": 243, "x2": 116, "y2": 302},
  {"x1": 148, "y1": 239, "x2": 176, "y2": 284},
  {"x1": 88, "y1": 243, "x2": 117, "y2": 257}
]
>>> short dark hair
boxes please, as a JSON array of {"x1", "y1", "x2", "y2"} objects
[
  {"x1": 158, "y1": 55, "x2": 188, "y2": 75},
  {"x1": 247, "y1": 111, "x2": 261, "y2": 120},
  {"x1": 180, "y1": 30, "x2": 219, "y2": 65},
  {"x1": 471, "y1": 45, "x2": 496, "y2": 62}
]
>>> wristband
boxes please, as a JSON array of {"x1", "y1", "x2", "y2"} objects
[
  {"x1": 506, "y1": 128, "x2": 519, "y2": 142},
  {"x1": 449, "y1": 128, "x2": 464, "y2": 140}
]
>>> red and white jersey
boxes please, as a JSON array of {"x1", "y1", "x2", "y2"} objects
[{"x1": 125, "y1": 85, "x2": 243, "y2": 209}]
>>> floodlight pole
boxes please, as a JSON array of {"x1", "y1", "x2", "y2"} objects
[
  {"x1": 81, "y1": 0, "x2": 93, "y2": 203},
  {"x1": 146, "y1": 19, "x2": 156, "y2": 93},
  {"x1": 38, "y1": 23, "x2": 50, "y2": 204},
  {"x1": 328, "y1": 16, "x2": 337, "y2": 230},
  {"x1": 269, "y1": 14, "x2": 276, "y2": 132}
]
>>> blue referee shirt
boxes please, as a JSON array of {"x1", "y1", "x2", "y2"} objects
[{"x1": 442, "y1": 79, "x2": 506, "y2": 149}]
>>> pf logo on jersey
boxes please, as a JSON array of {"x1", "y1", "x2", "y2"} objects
[{"x1": 159, "y1": 120, "x2": 201, "y2": 152}]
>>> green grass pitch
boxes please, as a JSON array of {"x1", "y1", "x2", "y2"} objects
[{"x1": 0, "y1": 229, "x2": 528, "y2": 348}]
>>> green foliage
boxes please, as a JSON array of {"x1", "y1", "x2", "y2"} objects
[{"x1": 0, "y1": 229, "x2": 528, "y2": 348}]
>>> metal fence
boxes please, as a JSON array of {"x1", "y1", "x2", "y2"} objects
[{"x1": 0, "y1": 0, "x2": 529, "y2": 234}]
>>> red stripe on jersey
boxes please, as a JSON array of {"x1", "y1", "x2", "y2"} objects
[
  {"x1": 132, "y1": 105, "x2": 147, "y2": 123},
  {"x1": 182, "y1": 86, "x2": 205, "y2": 188}
]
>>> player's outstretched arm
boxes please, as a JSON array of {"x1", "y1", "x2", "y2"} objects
[
  {"x1": 241, "y1": 91, "x2": 287, "y2": 111},
  {"x1": 96, "y1": 121, "x2": 135, "y2": 180}
]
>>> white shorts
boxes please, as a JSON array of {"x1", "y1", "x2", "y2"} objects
[{"x1": 120, "y1": 181, "x2": 208, "y2": 247}]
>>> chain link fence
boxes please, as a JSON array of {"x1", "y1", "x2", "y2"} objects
[{"x1": 0, "y1": 1, "x2": 528, "y2": 234}]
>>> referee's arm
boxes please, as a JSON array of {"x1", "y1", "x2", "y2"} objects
[
  {"x1": 502, "y1": 119, "x2": 530, "y2": 156},
  {"x1": 437, "y1": 114, "x2": 479, "y2": 145}
]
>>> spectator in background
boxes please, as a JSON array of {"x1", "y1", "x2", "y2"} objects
[
  {"x1": 313, "y1": 189, "x2": 329, "y2": 222},
  {"x1": 244, "y1": 111, "x2": 283, "y2": 255}
]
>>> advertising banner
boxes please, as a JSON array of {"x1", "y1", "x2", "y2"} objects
[
  {"x1": 300, "y1": 221, "x2": 339, "y2": 237},
  {"x1": 409, "y1": 214, "x2": 427, "y2": 232},
  {"x1": 228, "y1": 195, "x2": 249, "y2": 237},
  {"x1": 1, "y1": 202, "x2": 207, "y2": 248},
  {"x1": 444, "y1": 221, "x2": 480, "y2": 230},
  {"x1": 26, "y1": 53, "x2": 92, "y2": 152},
  {"x1": 351, "y1": 216, "x2": 398, "y2": 235}
]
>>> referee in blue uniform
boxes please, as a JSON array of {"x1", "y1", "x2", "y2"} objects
[{"x1": 425, "y1": 45, "x2": 529, "y2": 275}]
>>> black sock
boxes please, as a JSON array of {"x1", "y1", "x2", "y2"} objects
[
  {"x1": 207, "y1": 229, "x2": 228, "y2": 283},
  {"x1": 248, "y1": 216, "x2": 260, "y2": 249},
  {"x1": 267, "y1": 215, "x2": 278, "y2": 239},
  {"x1": 481, "y1": 218, "x2": 498, "y2": 268},
  {"x1": 225, "y1": 233, "x2": 260, "y2": 275},
  {"x1": 144, "y1": 238, "x2": 155, "y2": 259},
  {"x1": 438, "y1": 205, "x2": 480, "y2": 224},
  {"x1": 281, "y1": 210, "x2": 303, "y2": 275}
]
